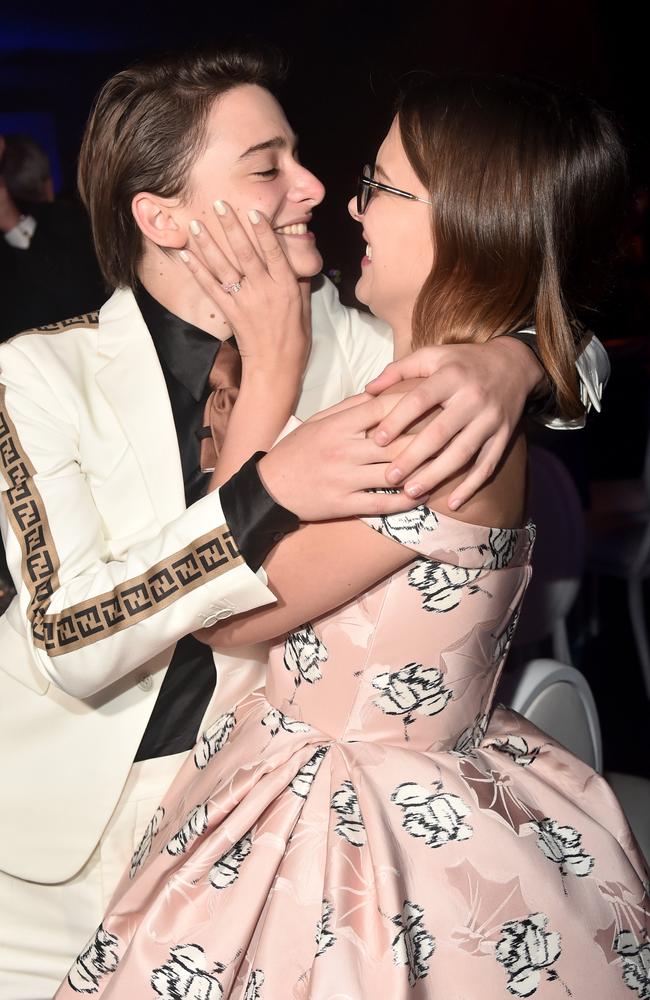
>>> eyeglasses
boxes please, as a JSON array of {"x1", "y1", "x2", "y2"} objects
[{"x1": 357, "y1": 163, "x2": 432, "y2": 215}]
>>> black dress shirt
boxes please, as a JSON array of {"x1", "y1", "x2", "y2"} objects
[{"x1": 133, "y1": 285, "x2": 297, "y2": 761}]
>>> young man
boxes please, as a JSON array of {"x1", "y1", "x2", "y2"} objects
[{"x1": 0, "y1": 45, "x2": 606, "y2": 998}]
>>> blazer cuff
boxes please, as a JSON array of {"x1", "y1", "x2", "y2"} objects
[{"x1": 221, "y1": 452, "x2": 299, "y2": 572}]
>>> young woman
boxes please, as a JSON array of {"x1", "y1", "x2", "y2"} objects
[{"x1": 57, "y1": 75, "x2": 647, "y2": 999}]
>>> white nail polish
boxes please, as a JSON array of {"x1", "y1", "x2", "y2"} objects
[
  {"x1": 214, "y1": 200, "x2": 227, "y2": 216},
  {"x1": 189, "y1": 220, "x2": 201, "y2": 235},
  {"x1": 248, "y1": 209, "x2": 261, "y2": 224},
  {"x1": 179, "y1": 250, "x2": 190, "y2": 262}
]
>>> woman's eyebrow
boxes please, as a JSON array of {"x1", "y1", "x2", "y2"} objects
[
  {"x1": 374, "y1": 162, "x2": 392, "y2": 182},
  {"x1": 238, "y1": 134, "x2": 299, "y2": 161}
]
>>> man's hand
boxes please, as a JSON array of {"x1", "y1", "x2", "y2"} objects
[
  {"x1": 258, "y1": 394, "x2": 419, "y2": 522},
  {"x1": 365, "y1": 339, "x2": 545, "y2": 509}
]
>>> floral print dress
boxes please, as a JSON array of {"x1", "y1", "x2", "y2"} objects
[{"x1": 57, "y1": 508, "x2": 649, "y2": 1000}]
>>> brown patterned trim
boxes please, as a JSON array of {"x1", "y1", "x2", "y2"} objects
[
  {"x1": 7, "y1": 311, "x2": 100, "y2": 343},
  {"x1": 0, "y1": 383, "x2": 244, "y2": 658}
]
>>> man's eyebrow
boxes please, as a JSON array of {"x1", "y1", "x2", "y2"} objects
[{"x1": 238, "y1": 134, "x2": 298, "y2": 161}]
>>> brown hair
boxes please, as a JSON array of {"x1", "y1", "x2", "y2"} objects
[
  {"x1": 78, "y1": 44, "x2": 287, "y2": 290},
  {"x1": 397, "y1": 74, "x2": 627, "y2": 419}
]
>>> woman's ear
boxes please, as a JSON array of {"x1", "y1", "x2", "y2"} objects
[{"x1": 131, "y1": 192, "x2": 186, "y2": 249}]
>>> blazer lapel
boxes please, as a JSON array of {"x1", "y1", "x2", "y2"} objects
[{"x1": 95, "y1": 288, "x2": 186, "y2": 527}]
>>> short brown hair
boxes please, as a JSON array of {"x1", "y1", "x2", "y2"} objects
[
  {"x1": 78, "y1": 44, "x2": 287, "y2": 290},
  {"x1": 397, "y1": 75, "x2": 627, "y2": 419}
]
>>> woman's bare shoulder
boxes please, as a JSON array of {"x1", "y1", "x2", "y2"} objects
[{"x1": 378, "y1": 380, "x2": 527, "y2": 529}]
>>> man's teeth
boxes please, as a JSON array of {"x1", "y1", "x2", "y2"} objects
[
  {"x1": 275, "y1": 223, "x2": 309, "y2": 235},
  {"x1": 366, "y1": 244, "x2": 373, "y2": 260}
]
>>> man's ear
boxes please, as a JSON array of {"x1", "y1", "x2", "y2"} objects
[{"x1": 132, "y1": 192, "x2": 186, "y2": 249}]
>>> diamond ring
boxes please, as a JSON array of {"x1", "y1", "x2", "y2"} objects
[{"x1": 223, "y1": 280, "x2": 243, "y2": 295}]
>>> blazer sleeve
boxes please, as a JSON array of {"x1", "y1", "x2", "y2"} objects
[{"x1": 0, "y1": 341, "x2": 276, "y2": 699}]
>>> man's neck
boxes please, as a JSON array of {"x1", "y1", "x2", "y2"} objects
[{"x1": 137, "y1": 252, "x2": 232, "y2": 341}]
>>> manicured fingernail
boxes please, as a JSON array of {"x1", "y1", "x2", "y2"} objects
[
  {"x1": 189, "y1": 220, "x2": 201, "y2": 235},
  {"x1": 179, "y1": 250, "x2": 190, "y2": 262},
  {"x1": 406, "y1": 484, "x2": 423, "y2": 498},
  {"x1": 387, "y1": 467, "x2": 403, "y2": 484},
  {"x1": 248, "y1": 209, "x2": 261, "y2": 224},
  {"x1": 374, "y1": 429, "x2": 389, "y2": 445},
  {"x1": 214, "y1": 200, "x2": 227, "y2": 216},
  {"x1": 448, "y1": 497, "x2": 461, "y2": 510}
]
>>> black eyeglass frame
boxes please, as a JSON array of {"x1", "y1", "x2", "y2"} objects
[{"x1": 357, "y1": 164, "x2": 433, "y2": 215}]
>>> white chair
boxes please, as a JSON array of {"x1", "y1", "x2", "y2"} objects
[
  {"x1": 498, "y1": 658, "x2": 650, "y2": 865},
  {"x1": 512, "y1": 447, "x2": 586, "y2": 665},
  {"x1": 498, "y1": 657, "x2": 602, "y2": 772}
]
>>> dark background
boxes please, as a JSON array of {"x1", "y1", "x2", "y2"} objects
[
  {"x1": 1, "y1": 1, "x2": 648, "y2": 320},
  {"x1": 1, "y1": 1, "x2": 649, "y2": 773}
]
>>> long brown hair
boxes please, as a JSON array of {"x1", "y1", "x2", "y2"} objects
[
  {"x1": 78, "y1": 44, "x2": 287, "y2": 291},
  {"x1": 397, "y1": 75, "x2": 627, "y2": 418}
]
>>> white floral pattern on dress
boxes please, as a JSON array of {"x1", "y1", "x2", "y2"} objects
[
  {"x1": 315, "y1": 899, "x2": 336, "y2": 957},
  {"x1": 493, "y1": 611, "x2": 520, "y2": 663},
  {"x1": 261, "y1": 707, "x2": 311, "y2": 736},
  {"x1": 372, "y1": 662, "x2": 451, "y2": 729},
  {"x1": 484, "y1": 734, "x2": 540, "y2": 767},
  {"x1": 614, "y1": 930, "x2": 650, "y2": 999},
  {"x1": 67, "y1": 924, "x2": 120, "y2": 994},
  {"x1": 390, "y1": 900, "x2": 435, "y2": 986},
  {"x1": 166, "y1": 803, "x2": 209, "y2": 857},
  {"x1": 495, "y1": 913, "x2": 562, "y2": 997},
  {"x1": 485, "y1": 528, "x2": 519, "y2": 570},
  {"x1": 391, "y1": 782, "x2": 473, "y2": 848},
  {"x1": 408, "y1": 559, "x2": 483, "y2": 613},
  {"x1": 283, "y1": 624, "x2": 328, "y2": 684},
  {"x1": 369, "y1": 506, "x2": 439, "y2": 546},
  {"x1": 534, "y1": 818, "x2": 595, "y2": 878},
  {"x1": 151, "y1": 944, "x2": 224, "y2": 999},
  {"x1": 331, "y1": 780, "x2": 366, "y2": 846},
  {"x1": 130, "y1": 806, "x2": 164, "y2": 878},
  {"x1": 243, "y1": 969, "x2": 265, "y2": 1000},
  {"x1": 194, "y1": 712, "x2": 236, "y2": 769},
  {"x1": 208, "y1": 831, "x2": 253, "y2": 889},
  {"x1": 290, "y1": 746, "x2": 329, "y2": 798},
  {"x1": 453, "y1": 712, "x2": 489, "y2": 755}
]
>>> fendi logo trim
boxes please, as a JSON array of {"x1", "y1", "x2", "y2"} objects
[
  {"x1": 0, "y1": 384, "x2": 243, "y2": 657},
  {"x1": 8, "y1": 311, "x2": 100, "y2": 342}
]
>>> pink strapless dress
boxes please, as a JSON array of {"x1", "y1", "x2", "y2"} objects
[{"x1": 56, "y1": 508, "x2": 649, "y2": 999}]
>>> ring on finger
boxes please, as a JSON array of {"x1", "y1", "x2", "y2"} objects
[{"x1": 222, "y1": 278, "x2": 244, "y2": 295}]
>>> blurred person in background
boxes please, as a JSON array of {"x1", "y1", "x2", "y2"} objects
[{"x1": 0, "y1": 132, "x2": 105, "y2": 342}]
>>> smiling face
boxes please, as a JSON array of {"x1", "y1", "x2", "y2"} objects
[
  {"x1": 349, "y1": 117, "x2": 434, "y2": 342},
  {"x1": 181, "y1": 84, "x2": 325, "y2": 277}
]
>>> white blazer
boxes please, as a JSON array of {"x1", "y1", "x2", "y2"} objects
[{"x1": 0, "y1": 276, "x2": 392, "y2": 883}]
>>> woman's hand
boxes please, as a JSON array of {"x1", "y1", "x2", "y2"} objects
[
  {"x1": 258, "y1": 393, "x2": 420, "y2": 522},
  {"x1": 180, "y1": 202, "x2": 309, "y2": 377},
  {"x1": 365, "y1": 338, "x2": 544, "y2": 509}
]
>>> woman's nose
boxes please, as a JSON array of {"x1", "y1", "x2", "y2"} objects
[{"x1": 348, "y1": 195, "x2": 361, "y2": 221}]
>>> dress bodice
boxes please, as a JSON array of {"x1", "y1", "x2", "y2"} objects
[{"x1": 265, "y1": 507, "x2": 535, "y2": 751}]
